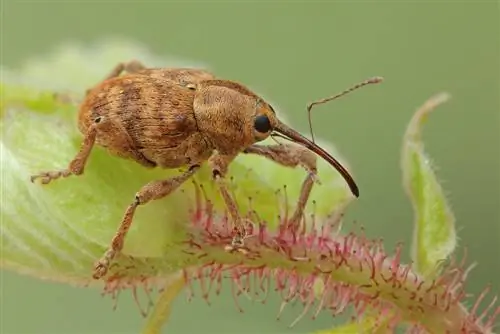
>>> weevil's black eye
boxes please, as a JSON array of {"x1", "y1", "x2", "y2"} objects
[{"x1": 254, "y1": 115, "x2": 272, "y2": 133}]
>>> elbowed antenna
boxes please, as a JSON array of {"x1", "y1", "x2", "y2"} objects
[
  {"x1": 273, "y1": 121, "x2": 360, "y2": 197},
  {"x1": 307, "y1": 76, "x2": 384, "y2": 143}
]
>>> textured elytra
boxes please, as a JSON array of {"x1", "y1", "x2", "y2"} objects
[{"x1": 80, "y1": 75, "x2": 207, "y2": 168}]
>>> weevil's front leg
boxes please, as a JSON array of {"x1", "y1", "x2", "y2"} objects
[
  {"x1": 93, "y1": 165, "x2": 200, "y2": 279},
  {"x1": 207, "y1": 152, "x2": 247, "y2": 248},
  {"x1": 243, "y1": 143, "x2": 318, "y2": 231},
  {"x1": 30, "y1": 116, "x2": 104, "y2": 185}
]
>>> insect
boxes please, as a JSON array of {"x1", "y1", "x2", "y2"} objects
[{"x1": 30, "y1": 60, "x2": 382, "y2": 280}]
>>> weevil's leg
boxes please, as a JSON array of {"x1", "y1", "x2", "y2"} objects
[
  {"x1": 102, "y1": 59, "x2": 147, "y2": 80},
  {"x1": 30, "y1": 116, "x2": 104, "y2": 185},
  {"x1": 84, "y1": 60, "x2": 148, "y2": 96},
  {"x1": 243, "y1": 143, "x2": 317, "y2": 231},
  {"x1": 93, "y1": 165, "x2": 200, "y2": 279},
  {"x1": 207, "y1": 152, "x2": 247, "y2": 248}
]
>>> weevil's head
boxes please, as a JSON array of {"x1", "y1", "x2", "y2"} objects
[
  {"x1": 194, "y1": 79, "x2": 359, "y2": 197},
  {"x1": 250, "y1": 101, "x2": 359, "y2": 197}
]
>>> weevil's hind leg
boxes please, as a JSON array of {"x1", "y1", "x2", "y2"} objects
[
  {"x1": 243, "y1": 143, "x2": 318, "y2": 231},
  {"x1": 102, "y1": 60, "x2": 147, "y2": 80},
  {"x1": 56, "y1": 61, "x2": 150, "y2": 105},
  {"x1": 30, "y1": 116, "x2": 104, "y2": 185},
  {"x1": 93, "y1": 165, "x2": 200, "y2": 279},
  {"x1": 84, "y1": 60, "x2": 148, "y2": 96},
  {"x1": 207, "y1": 152, "x2": 247, "y2": 248}
]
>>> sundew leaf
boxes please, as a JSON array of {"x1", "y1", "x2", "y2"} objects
[
  {"x1": 0, "y1": 40, "x2": 355, "y2": 284},
  {"x1": 401, "y1": 92, "x2": 456, "y2": 278}
]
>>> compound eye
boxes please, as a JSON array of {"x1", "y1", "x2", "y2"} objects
[{"x1": 254, "y1": 114, "x2": 272, "y2": 133}]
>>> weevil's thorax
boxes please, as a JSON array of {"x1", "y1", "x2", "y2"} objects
[{"x1": 192, "y1": 80, "x2": 277, "y2": 155}]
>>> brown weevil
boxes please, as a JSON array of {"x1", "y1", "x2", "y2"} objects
[{"x1": 30, "y1": 60, "x2": 382, "y2": 279}]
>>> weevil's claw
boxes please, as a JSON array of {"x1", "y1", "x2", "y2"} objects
[
  {"x1": 93, "y1": 249, "x2": 116, "y2": 279},
  {"x1": 231, "y1": 230, "x2": 245, "y2": 248},
  {"x1": 224, "y1": 244, "x2": 250, "y2": 255},
  {"x1": 30, "y1": 174, "x2": 52, "y2": 185},
  {"x1": 30, "y1": 170, "x2": 71, "y2": 185},
  {"x1": 224, "y1": 226, "x2": 251, "y2": 254},
  {"x1": 93, "y1": 262, "x2": 108, "y2": 280}
]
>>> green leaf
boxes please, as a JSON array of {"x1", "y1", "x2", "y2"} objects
[{"x1": 401, "y1": 92, "x2": 456, "y2": 278}]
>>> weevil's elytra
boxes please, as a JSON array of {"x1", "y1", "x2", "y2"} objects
[
  {"x1": 81, "y1": 75, "x2": 210, "y2": 168},
  {"x1": 30, "y1": 60, "x2": 382, "y2": 279}
]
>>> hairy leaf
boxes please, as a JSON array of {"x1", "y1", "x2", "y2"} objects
[{"x1": 401, "y1": 93, "x2": 456, "y2": 278}]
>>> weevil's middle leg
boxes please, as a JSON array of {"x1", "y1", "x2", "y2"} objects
[
  {"x1": 93, "y1": 165, "x2": 200, "y2": 279},
  {"x1": 243, "y1": 143, "x2": 318, "y2": 231},
  {"x1": 30, "y1": 116, "x2": 104, "y2": 185},
  {"x1": 207, "y1": 152, "x2": 247, "y2": 248}
]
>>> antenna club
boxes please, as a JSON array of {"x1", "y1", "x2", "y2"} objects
[{"x1": 369, "y1": 76, "x2": 384, "y2": 84}]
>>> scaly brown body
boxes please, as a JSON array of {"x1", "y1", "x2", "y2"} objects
[
  {"x1": 31, "y1": 60, "x2": 382, "y2": 280},
  {"x1": 79, "y1": 75, "x2": 211, "y2": 168}
]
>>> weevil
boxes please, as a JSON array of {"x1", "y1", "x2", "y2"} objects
[{"x1": 31, "y1": 60, "x2": 382, "y2": 279}]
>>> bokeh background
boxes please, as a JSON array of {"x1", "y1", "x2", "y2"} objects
[{"x1": 1, "y1": 1, "x2": 499, "y2": 333}]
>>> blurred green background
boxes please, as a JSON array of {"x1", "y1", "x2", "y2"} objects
[{"x1": 1, "y1": 1, "x2": 498, "y2": 333}]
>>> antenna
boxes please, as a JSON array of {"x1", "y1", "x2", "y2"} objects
[{"x1": 307, "y1": 76, "x2": 383, "y2": 143}]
